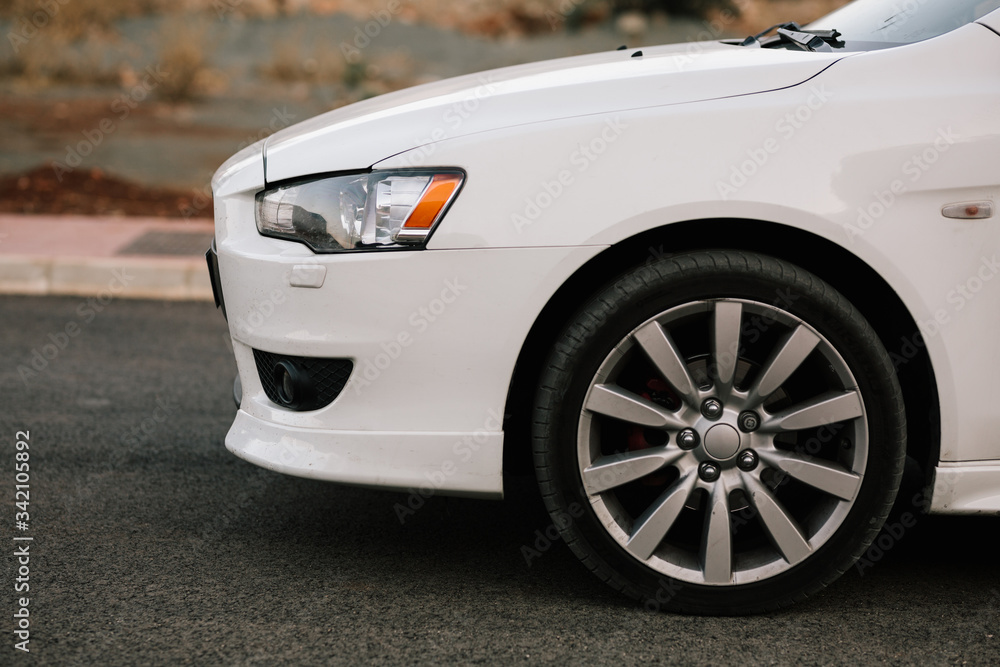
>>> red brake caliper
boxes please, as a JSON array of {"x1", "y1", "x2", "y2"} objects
[{"x1": 627, "y1": 378, "x2": 677, "y2": 485}]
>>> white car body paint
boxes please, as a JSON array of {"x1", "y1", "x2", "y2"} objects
[
  {"x1": 213, "y1": 9, "x2": 1000, "y2": 513},
  {"x1": 264, "y1": 43, "x2": 847, "y2": 182}
]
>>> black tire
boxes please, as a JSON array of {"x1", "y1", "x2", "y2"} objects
[{"x1": 532, "y1": 250, "x2": 906, "y2": 614}]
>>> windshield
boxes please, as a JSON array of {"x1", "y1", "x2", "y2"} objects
[{"x1": 809, "y1": 0, "x2": 1000, "y2": 46}]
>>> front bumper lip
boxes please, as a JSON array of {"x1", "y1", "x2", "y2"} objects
[{"x1": 226, "y1": 409, "x2": 504, "y2": 498}]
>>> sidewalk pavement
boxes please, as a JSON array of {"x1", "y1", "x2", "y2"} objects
[{"x1": 0, "y1": 214, "x2": 215, "y2": 301}]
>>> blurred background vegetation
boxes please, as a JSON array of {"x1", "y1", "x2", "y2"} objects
[{"x1": 0, "y1": 0, "x2": 848, "y2": 216}]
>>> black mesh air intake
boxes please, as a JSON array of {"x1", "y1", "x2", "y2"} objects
[{"x1": 252, "y1": 349, "x2": 353, "y2": 411}]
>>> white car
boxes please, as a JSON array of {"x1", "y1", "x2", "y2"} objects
[{"x1": 207, "y1": 0, "x2": 1000, "y2": 613}]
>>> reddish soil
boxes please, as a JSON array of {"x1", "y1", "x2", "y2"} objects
[{"x1": 0, "y1": 164, "x2": 212, "y2": 218}]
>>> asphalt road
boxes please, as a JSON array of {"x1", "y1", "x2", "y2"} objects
[{"x1": 1, "y1": 295, "x2": 997, "y2": 665}]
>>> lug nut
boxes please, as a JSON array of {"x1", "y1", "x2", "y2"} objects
[
  {"x1": 738, "y1": 410, "x2": 760, "y2": 433},
  {"x1": 699, "y1": 461, "x2": 721, "y2": 482},
  {"x1": 677, "y1": 428, "x2": 700, "y2": 450},
  {"x1": 701, "y1": 398, "x2": 723, "y2": 421},
  {"x1": 737, "y1": 449, "x2": 759, "y2": 471}
]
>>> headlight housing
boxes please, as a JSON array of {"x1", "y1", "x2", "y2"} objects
[{"x1": 255, "y1": 170, "x2": 465, "y2": 252}]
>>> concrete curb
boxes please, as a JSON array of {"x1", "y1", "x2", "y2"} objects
[
  {"x1": 0, "y1": 254, "x2": 213, "y2": 301},
  {"x1": 0, "y1": 214, "x2": 215, "y2": 301}
]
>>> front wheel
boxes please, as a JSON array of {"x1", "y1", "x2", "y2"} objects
[{"x1": 532, "y1": 250, "x2": 905, "y2": 614}]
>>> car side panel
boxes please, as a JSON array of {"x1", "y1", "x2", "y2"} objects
[{"x1": 376, "y1": 23, "x2": 1000, "y2": 465}]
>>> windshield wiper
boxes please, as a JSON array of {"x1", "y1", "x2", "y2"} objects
[
  {"x1": 776, "y1": 26, "x2": 842, "y2": 52},
  {"x1": 740, "y1": 21, "x2": 801, "y2": 47},
  {"x1": 739, "y1": 21, "x2": 843, "y2": 52}
]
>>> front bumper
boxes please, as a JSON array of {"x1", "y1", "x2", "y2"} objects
[{"x1": 215, "y1": 197, "x2": 603, "y2": 497}]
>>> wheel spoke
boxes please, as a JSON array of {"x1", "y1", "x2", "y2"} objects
[
  {"x1": 747, "y1": 325, "x2": 820, "y2": 405},
  {"x1": 626, "y1": 473, "x2": 697, "y2": 560},
  {"x1": 701, "y1": 484, "x2": 733, "y2": 584},
  {"x1": 758, "y1": 449, "x2": 862, "y2": 501},
  {"x1": 711, "y1": 301, "x2": 743, "y2": 397},
  {"x1": 585, "y1": 384, "x2": 687, "y2": 430},
  {"x1": 582, "y1": 448, "x2": 685, "y2": 495},
  {"x1": 762, "y1": 390, "x2": 864, "y2": 432},
  {"x1": 743, "y1": 476, "x2": 812, "y2": 565},
  {"x1": 634, "y1": 321, "x2": 699, "y2": 407}
]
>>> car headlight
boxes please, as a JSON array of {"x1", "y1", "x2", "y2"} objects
[{"x1": 255, "y1": 170, "x2": 464, "y2": 252}]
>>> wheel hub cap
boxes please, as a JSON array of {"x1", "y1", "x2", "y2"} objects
[{"x1": 703, "y1": 423, "x2": 741, "y2": 461}]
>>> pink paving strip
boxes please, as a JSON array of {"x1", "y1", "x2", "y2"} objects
[{"x1": 0, "y1": 214, "x2": 215, "y2": 258}]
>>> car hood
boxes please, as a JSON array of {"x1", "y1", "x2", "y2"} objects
[{"x1": 264, "y1": 41, "x2": 848, "y2": 183}]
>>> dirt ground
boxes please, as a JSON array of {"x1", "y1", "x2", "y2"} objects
[{"x1": 0, "y1": 165, "x2": 210, "y2": 218}]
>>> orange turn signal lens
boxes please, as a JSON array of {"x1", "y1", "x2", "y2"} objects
[{"x1": 402, "y1": 173, "x2": 464, "y2": 230}]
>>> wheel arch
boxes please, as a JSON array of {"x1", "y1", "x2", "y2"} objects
[{"x1": 502, "y1": 218, "x2": 939, "y2": 489}]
